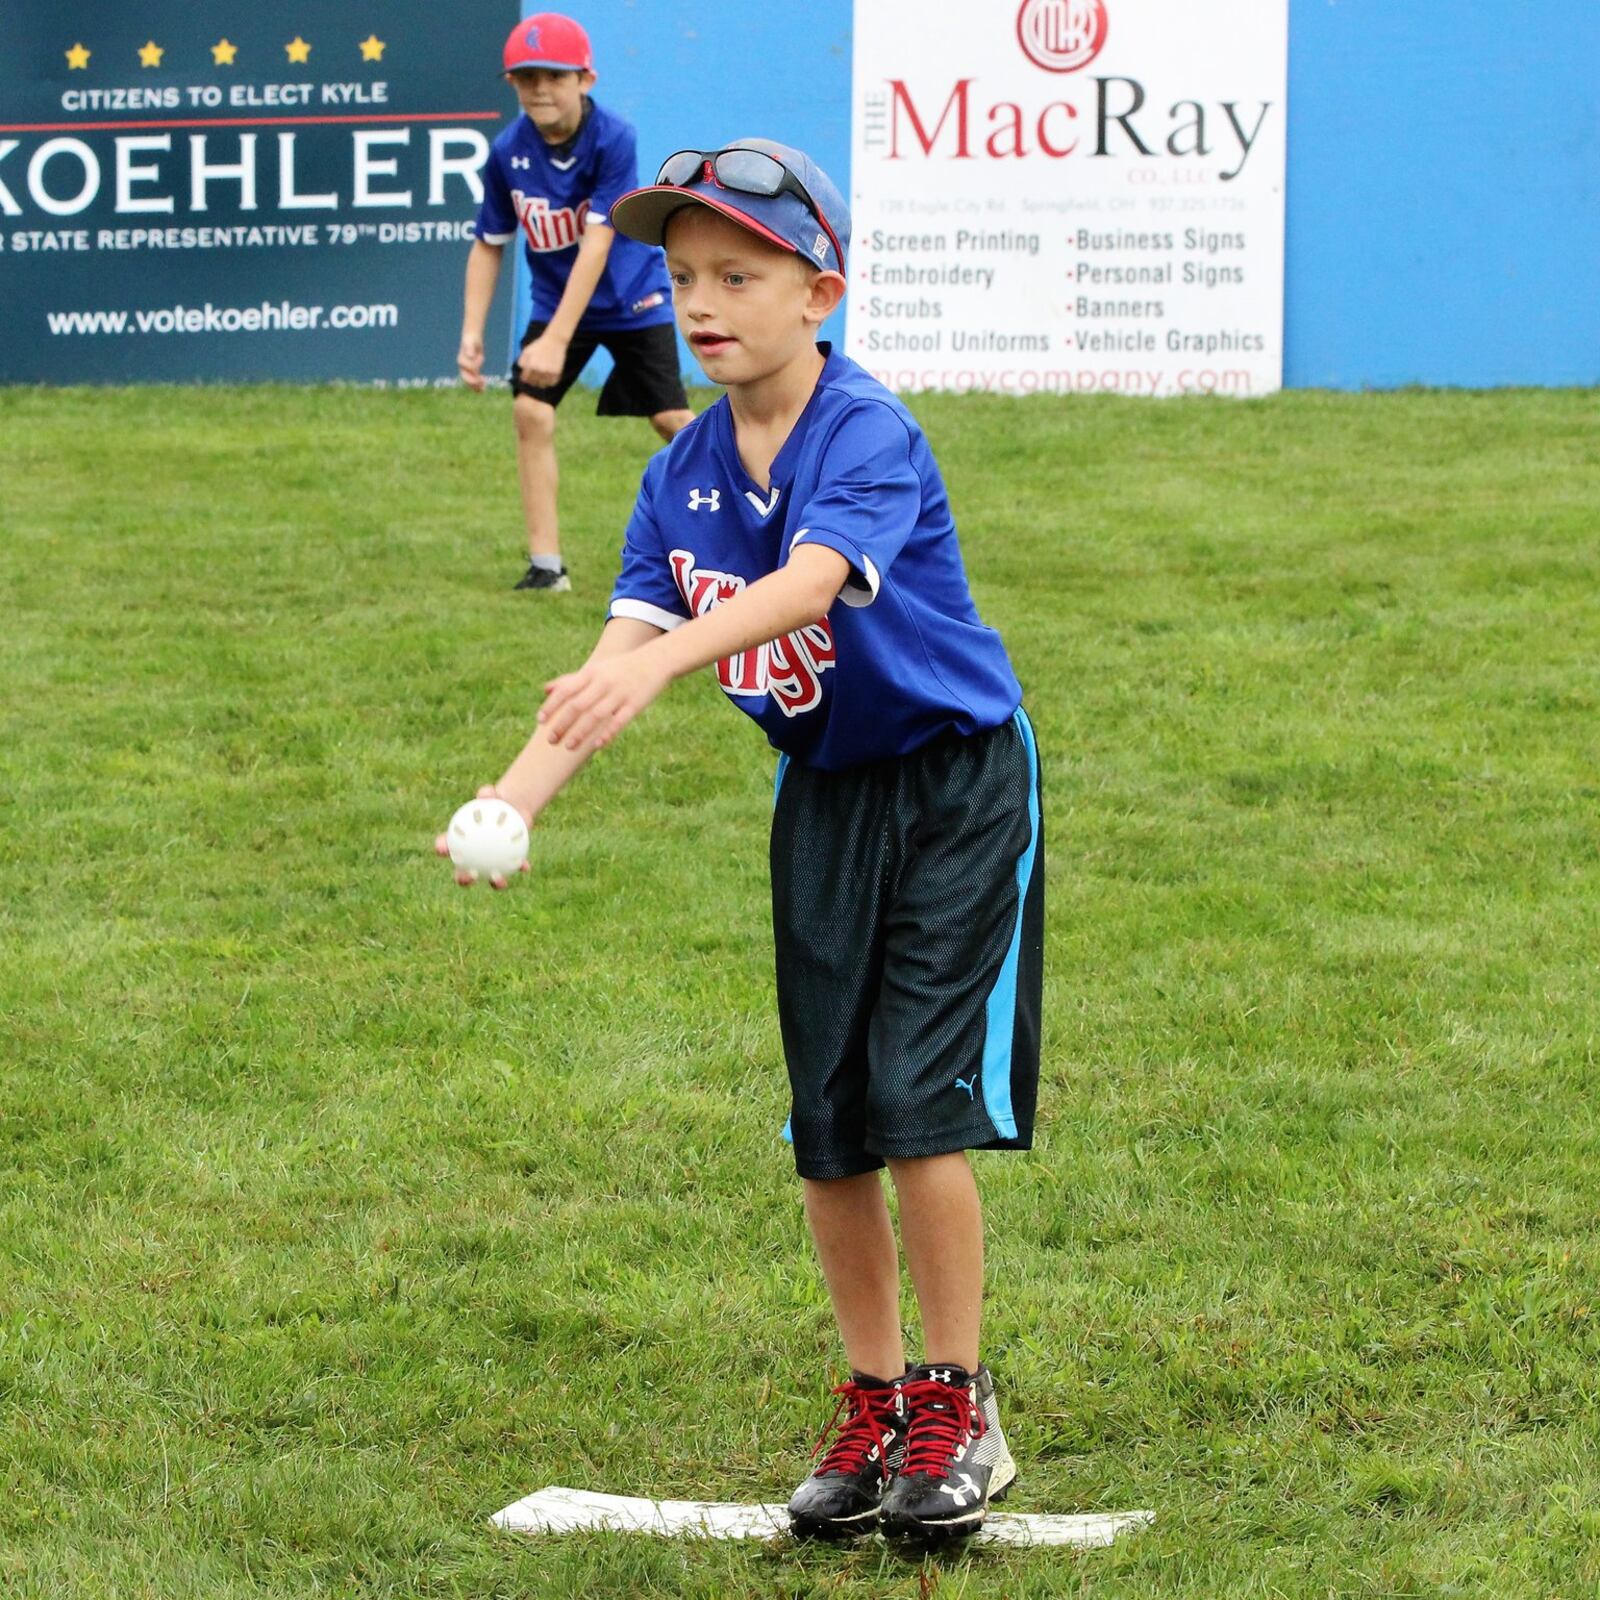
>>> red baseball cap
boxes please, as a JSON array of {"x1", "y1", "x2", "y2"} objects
[{"x1": 502, "y1": 13, "x2": 593, "y2": 75}]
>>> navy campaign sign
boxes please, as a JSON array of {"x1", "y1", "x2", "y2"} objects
[{"x1": 1, "y1": 1, "x2": 515, "y2": 382}]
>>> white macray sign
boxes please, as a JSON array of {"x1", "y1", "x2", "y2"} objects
[{"x1": 847, "y1": 0, "x2": 1288, "y2": 398}]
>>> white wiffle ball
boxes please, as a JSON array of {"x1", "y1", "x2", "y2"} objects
[{"x1": 446, "y1": 798, "x2": 529, "y2": 878}]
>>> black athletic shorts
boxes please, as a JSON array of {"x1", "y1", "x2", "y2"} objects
[
  {"x1": 509, "y1": 317, "x2": 688, "y2": 416},
  {"x1": 771, "y1": 709, "x2": 1043, "y2": 1181}
]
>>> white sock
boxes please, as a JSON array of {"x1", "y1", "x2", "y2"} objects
[{"x1": 528, "y1": 553, "x2": 563, "y2": 573}]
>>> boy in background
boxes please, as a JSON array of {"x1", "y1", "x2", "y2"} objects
[
  {"x1": 439, "y1": 142, "x2": 1040, "y2": 1545},
  {"x1": 457, "y1": 13, "x2": 693, "y2": 591}
]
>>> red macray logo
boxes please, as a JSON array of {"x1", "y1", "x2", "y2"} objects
[{"x1": 1016, "y1": 0, "x2": 1108, "y2": 74}]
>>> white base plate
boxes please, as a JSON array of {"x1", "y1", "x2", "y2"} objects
[{"x1": 493, "y1": 1485, "x2": 1154, "y2": 1549}]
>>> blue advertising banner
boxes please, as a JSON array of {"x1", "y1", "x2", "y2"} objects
[{"x1": 1, "y1": 1, "x2": 516, "y2": 383}]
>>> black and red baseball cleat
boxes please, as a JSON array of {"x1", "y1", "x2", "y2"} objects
[
  {"x1": 787, "y1": 1378, "x2": 907, "y2": 1540},
  {"x1": 879, "y1": 1364, "x2": 1016, "y2": 1544}
]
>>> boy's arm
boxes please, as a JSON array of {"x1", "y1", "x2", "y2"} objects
[
  {"x1": 539, "y1": 544, "x2": 852, "y2": 755},
  {"x1": 434, "y1": 615, "x2": 664, "y2": 886},
  {"x1": 458, "y1": 238, "x2": 504, "y2": 391},
  {"x1": 515, "y1": 224, "x2": 615, "y2": 387}
]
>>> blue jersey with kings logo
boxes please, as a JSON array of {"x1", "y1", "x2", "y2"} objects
[
  {"x1": 608, "y1": 346, "x2": 1022, "y2": 770},
  {"x1": 474, "y1": 99, "x2": 673, "y2": 333}
]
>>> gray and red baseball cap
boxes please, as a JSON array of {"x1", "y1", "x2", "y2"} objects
[
  {"x1": 502, "y1": 13, "x2": 593, "y2": 75},
  {"x1": 610, "y1": 139, "x2": 851, "y2": 275}
]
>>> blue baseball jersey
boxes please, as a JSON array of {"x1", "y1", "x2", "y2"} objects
[
  {"x1": 474, "y1": 99, "x2": 673, "y2": 333},
  {"x1": 608, "y1": 346, "x2": 1022, "y2": 770}
]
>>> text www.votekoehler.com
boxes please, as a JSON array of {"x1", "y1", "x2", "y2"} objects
[{"x1": 46, "y1": 301, "x2": 399, "y2": 335}]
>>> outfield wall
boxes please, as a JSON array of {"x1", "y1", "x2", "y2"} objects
[
  {"x1": 7, "y1": 2, "x2": 1592, "y2": 388},
  {"x1": 570, "y1": 0, "x2": 1598, "y2": 391},
  {"x1": 1283, "y1": 0, "x2": 1599, "y2": 389}
]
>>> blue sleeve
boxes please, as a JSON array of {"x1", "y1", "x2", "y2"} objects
[
  {"x1": 475, "y1": 147, "x2": 516, "y2": 243},
  {"x1": 607, "y1": 461, "x2": 691, "y2": 631},
  {"x1": 787, "y1": 404, "x2": 922, "y2": 608},
  {"x1": 588, "y1": 120, "x2": 640, "y2": 229}
]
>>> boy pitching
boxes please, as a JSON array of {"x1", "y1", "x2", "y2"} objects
[
  {"x1": 457, "y1": 13, "x2": 694, "y2": 591},
  {"x1": 437, "y1": 141, "x2": 1041, "y2": 1544}
]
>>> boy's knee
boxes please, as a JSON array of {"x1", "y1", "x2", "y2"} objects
[
  {"x1": 650, "y1": 407, "x2": 694, "y2": 442},
  {"x1": 514, "y1": 396, "x2": 556, "y2": 443}
]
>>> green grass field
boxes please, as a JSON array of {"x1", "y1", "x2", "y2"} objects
[{"x1": 3, "y1": 383, "x2": 1598, "y2": 1598}]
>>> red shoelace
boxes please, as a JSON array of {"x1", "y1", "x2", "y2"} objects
[
  {"x1": 896, "y1": 1378, "x2": 986, "y2": 1477},
  {"x1": 810, "y1": 1382, "x2": 901, "y2": 1476}
]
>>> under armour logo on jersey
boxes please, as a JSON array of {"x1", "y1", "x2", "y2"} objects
[
  {"x1": 743, "y1": 486, "x2": 780, "y2": 518},
  {"x1": 687, "y1": 488, "x2": 721, "y2": 512},
  {"x1": 510, "y1": 156, "x2": 530, "y2": 170},
  {"x1": 954, "y1": 1075, "x2": 976, "y2": 1101}
]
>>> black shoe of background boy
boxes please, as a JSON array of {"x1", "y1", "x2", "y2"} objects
[
  {"x1": 787, "y1": 1376, "x2": 907, "y2": 1540},
  {"x1": 879, "y1": 1364, "x2": 1016, "y2": 1544},
  {"x1": 513, "y1": 561, "x2": 571, "y2": 592}
]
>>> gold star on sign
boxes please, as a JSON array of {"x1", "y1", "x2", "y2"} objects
[
  {"x1": 138, "y1": 40, "x2": 164, "y2": 68},
  {"x1": 359, "y1": 34, "x2": 385, "y2": 62},
  {"x1": 212, "y1": 39, "x2": 238, "y2": 66},
  {"x1": 65, "y1": 42, "x2": 91, "y2": 69},
  {"x1": 285, "y1": 36, "x2": 312, "y2": 63}
]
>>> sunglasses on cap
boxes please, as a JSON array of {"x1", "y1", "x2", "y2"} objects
[{"x1": 653, "y1": 147, "x2": 844, "y2": 269}]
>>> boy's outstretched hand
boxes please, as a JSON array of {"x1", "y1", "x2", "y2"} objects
[
  {"x1": 540, "y1": 649, "x2": 673, "y2": 755},
  {"x1": 434, "y1": 785, "x2": 533, "y2": 889}
]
